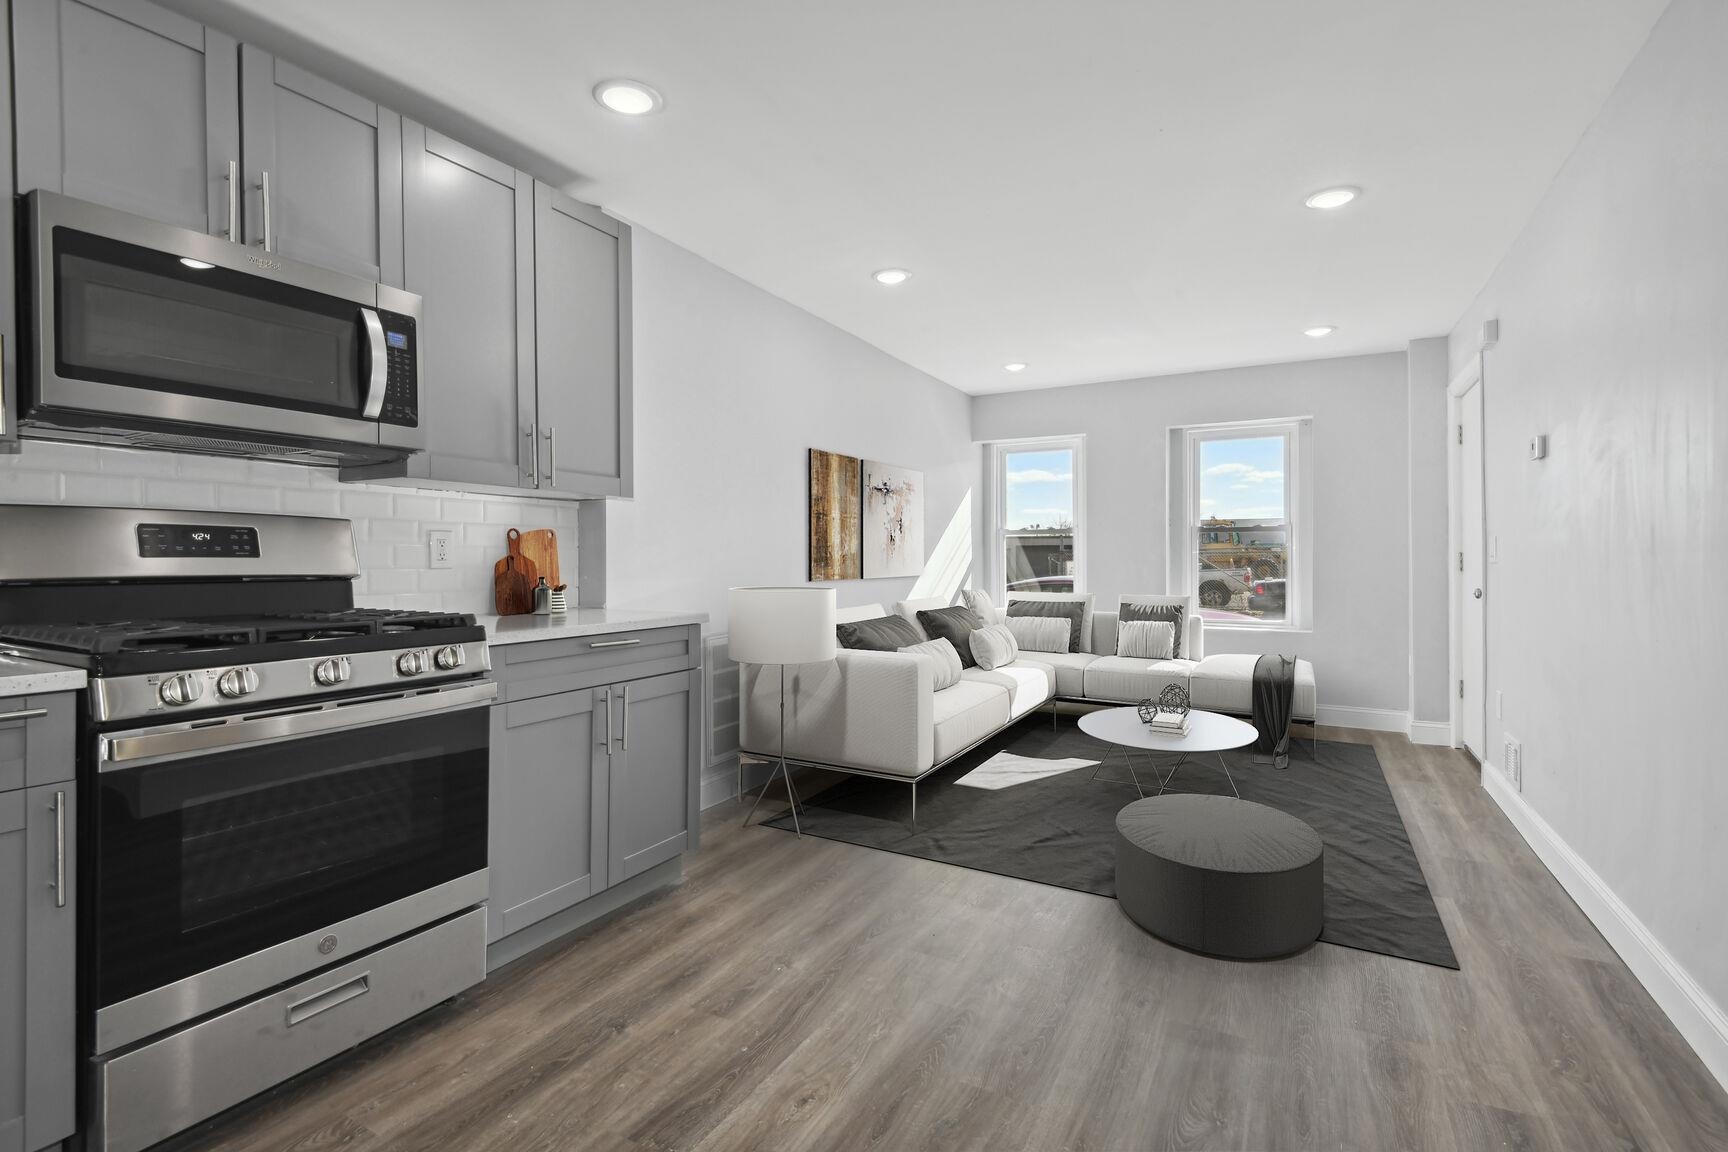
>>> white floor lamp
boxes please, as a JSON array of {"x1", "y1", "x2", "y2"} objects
[{"x1": 729, "y1": 586, "x2": 837, "y2": 838}]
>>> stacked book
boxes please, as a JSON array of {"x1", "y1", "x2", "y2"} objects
[{"x1": 1146, "y1": 708, "x2": 1189, "y2": 736}]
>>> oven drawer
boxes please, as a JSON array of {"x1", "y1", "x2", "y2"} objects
[
  {"x1": 493, "y1": 626, "x2": 698, "y2": 701},
  {"x1": 90, "y1": 907, "x2": 486, "y2": 1152}
]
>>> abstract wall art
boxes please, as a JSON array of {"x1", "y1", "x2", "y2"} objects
[
  {"x1": 862, "y1": 459, "x2": 925, "y2": 579},
  {"x1": 808, "y1": 448, "x2": 862, "y2": 581}
]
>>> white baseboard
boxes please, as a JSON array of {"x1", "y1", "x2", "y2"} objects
[
  {"x1": 1314, "y1": 704, "x2": 1410, "y2": 733},
  {"x1": 1482, "y1": 766, "x2": 1728, "y2": 1094},
  {"x1": 1406, "y1": 720, "x2": 1453, "y2": 746},
  {"x1": 699, "y1": 755, "x2": 740, "y2": 810}
]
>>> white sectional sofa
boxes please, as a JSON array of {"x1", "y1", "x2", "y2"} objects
[{"x1": 738, "y1": 595, "x2": 1315, "y2": 787}]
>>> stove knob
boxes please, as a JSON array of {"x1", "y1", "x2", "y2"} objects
[
  {"x1": 313, "y1": 656, "x2": 352, "y2": 687},
  {"x1": 159, "y1": 673, "x2": 204, "y2": 707},
  {"x1": 217, "y1": 667, "x2": 260, "y2": 699},
  {"x1": 433, "y1": 645, "x2": 465, "y2": 671},
  {"x1": 396, "y1": 650, "x2": 430, "y2": 676}
]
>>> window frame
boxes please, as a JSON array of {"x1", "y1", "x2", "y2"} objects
[
  {"x1": 1171, "y1": 417, "x2": 1313, "y2": 631},
  {"x1": 989, "y1": 436, "x2": 1085, "y2": 603}
]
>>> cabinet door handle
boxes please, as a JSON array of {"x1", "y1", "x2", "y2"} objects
[
  {"x1": 526, "y1": 423, "x2": 539, "y2": 486},
  {"x1": 52, "y1": 790, "x2": 66, "y2": 908},
  {"x1": 543, "y1": 426, "x2": 556, "y2": 487},
  {"x1": 256, "y1": 169, "x2": 273, "y2": 251},
  {"x1": 0, "y1": 707, "x2": 48, "y2": 723},
  {"x1": 225, "y1": 158, "x2": 238, "y2": 242},
  {"x1": 600, "y1": 687, "x2": 611, "y2": 749},
  {"x1": 588, "y1": 638, "x2": 641, "y2": 649},
  {"x1": 621, "y1": 684, "x2": 630, "y2": 752}
]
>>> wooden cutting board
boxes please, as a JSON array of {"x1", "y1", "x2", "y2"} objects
[
  {"x1": 493, "y1": 528, "x2": 539, "y2": 615},
  {"x1": 516, "y1": 528, "x2": 560, "y2": 588}
]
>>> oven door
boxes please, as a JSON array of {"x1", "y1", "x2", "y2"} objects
[
  {"x1": 25, "y1": 191, "x2": 421, "y2": 452},
  {"x1": 88, "y1": 681, "x2": 494, "y2": 1055}
]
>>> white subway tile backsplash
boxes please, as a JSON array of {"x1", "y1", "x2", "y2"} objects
[{"x1": 0, "y1": 441, "x2": 576, "y2": 616}]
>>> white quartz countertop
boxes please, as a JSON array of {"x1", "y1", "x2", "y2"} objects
[
  {"x1": 478, "y1": 608, "x2": 708, "y2": 646},
  {"x1": 0, "y1": 654, "x2": 87, "y2": 697}
]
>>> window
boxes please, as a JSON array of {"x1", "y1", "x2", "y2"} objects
[
  {"x1": 992, "y1": 439, "x2": 1083, "y2": 596},
  {"x1": 1174, "y1": 419, "x2": 1310, "y2": 628}
]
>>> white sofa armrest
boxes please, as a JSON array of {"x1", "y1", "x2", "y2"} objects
[{"x1": 739, "y1": 650, "x2": 935, "y2": 775}]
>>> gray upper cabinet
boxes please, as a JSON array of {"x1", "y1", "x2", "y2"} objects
[
  {"x1": 488, "y1": 687, "x2": 606, "y2": 943},
  {"x1": 533, "y1": 182, "x2": 633, "y2": 498},
  {"x1": 13, "y1": 0, "x2": 240, "y2": 236},
  {"x1": 239, "y1": 46, "x2": 404, "y2": 285},
  {"x1": 1, "y1": 779, "x2": 78, "y2": 1152},
  {"x1": 606, "y1": 669, "x2": 699, "y2": 886},
  {"x1": 391, "y1": 121, "x2": 535, "y2": 491}
]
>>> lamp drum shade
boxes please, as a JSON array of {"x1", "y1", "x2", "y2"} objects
[{"x1": 728, "y1": 587, "x2": 839, "y2": 665}]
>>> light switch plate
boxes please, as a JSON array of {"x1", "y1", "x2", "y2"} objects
[{"x1": 428, "y1": 530, "x2": 454, "y2": 570}]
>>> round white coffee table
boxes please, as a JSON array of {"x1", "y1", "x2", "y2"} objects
[{"x1": 1077, "y1": 706, "x2": 1258, "y2": 797}]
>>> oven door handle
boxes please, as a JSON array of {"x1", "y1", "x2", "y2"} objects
[
  {"x1": 98, "y1": 680, "x2": 498, "y2": 771},
  {"x1": 360, "y1": 306, "x2": 388, "y2": 419}
]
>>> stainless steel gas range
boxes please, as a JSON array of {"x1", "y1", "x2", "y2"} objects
[{"x1": 0, "y1": 505, "x2": 493, "y2": 1152}]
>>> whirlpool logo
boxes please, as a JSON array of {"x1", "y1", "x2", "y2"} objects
[{"x1": 247, "y1": 253, "x2": 283, "y2": 271}]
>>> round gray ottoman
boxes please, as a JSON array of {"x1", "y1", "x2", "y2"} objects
[{"x1": 1115, "y1": 794, "x2": 1323, "y2": 959}]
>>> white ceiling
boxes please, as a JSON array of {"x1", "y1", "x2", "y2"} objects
[{"x1": 201, "y1": 0, "x2": 1666, "y2": 394}]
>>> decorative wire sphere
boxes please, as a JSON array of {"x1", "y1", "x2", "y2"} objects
[{"x1": 1137, "y1": 684, "x2": 1191, "y2": 725}]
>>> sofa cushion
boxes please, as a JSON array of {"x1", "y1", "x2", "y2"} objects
[
  {"x1": 893, "y1": 596, "x2": 952, "y2": 635},
  {"x1": 1035, "y1": 650, "x2": 1103, "y2": 697},
  {"x1": 1005, "y1": 614, "x2": 1070, "y2": 653},
  {"x1": 968, "y1": 623, "x2": 1020, "y2": 670},
  {"x1": 962, "y1": 659, "x2": 1054, "y2": 720},
  {"x1": 960, "y1": 588, "x2": 1003, "y2": 625},
  {"x1": 1007, "y1": 594, "x2": 1092, "y2": 652},
  {"x1": 917, "y1": 606, "x2": 986, "y2": 668},
  {"x1": 898, "y1": 638, "x2": 963, "y2": 690},
  {"x1": 1190, "y1": 654, "x2": 1317, "y2": 721},
  {"x1": 1118, "y1": 619, "x2": 1176, "y2": 660},
  {"x1": 932, "y1": 680, "x2": 1012, "y2": 763},
  {"x1": 1082, "y1": 656, "x2": 1197, "y2": 704},
  {"x1": 1119, "y1": 596, "x2": 1188, "y2": 660},
  {"x1": 837, "y1": 613, "x2": 924, "y2": 652}
]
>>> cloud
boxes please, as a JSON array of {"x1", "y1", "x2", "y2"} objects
[
  {"x1": 1207, "y1": 462, "x2": 1283, "y2": 488},
  {"x1": 1015, "y1": 507, "x2": 1072, "y2": 520},
  {"x1": 1007, "y1": 469, "x2": 1073, "y2": 485}
]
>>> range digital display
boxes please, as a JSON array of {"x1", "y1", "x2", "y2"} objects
[{"x1": 137, "y1": 524, "x2": 261, "y2": 558}]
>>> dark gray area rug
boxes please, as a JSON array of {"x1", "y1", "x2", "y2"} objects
[{"x1": 763, "y1": 716, "x2": 1459, "y2": 969}]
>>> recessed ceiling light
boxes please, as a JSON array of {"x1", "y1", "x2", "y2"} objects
[
  {"x1": 593, "y1": 79, "x2": 664, "y2": 116},
  {"x1": 872, "y1": 268, "x2": 910, "y2": 286},
  {"x1": 1304, "y1": 326, "x2": 1337, "y2": 338},
  {"x1": 179, "y1": 258, "x2": 215, "y2": 270},
  {"x1": 1304, "y1": 186, "x2": 1359, "y2": 210},
  {"x1": 1003, "y1": 363, "x2": 1027, "y2": 373}
]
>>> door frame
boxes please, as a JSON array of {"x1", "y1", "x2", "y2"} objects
[{"x1": 1447, "y1": 355, "x2": 1487, "y2": 752}]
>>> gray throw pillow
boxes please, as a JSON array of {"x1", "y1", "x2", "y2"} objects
[
  {"x1": 968, "y1": 624, "x2": 1020, "y2": 671},
  {"x1": 836, "y1": 614, "x2": 924, "y2": 652},
  {"x1": 1120, "y1": 601, "x2": 1185, "y2": 659},
  {"x1": 1006, "y1": 598, "x2": 1085, "y2": 653},
  {"x1": 916, "y1": 605, "x2": 985, "y2": 668},
  {"x1": 898, "y1": 638, "x2": 963, "y2": 690}
]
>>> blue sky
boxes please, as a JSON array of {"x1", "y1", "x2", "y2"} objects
[
  {"x1": 1199, "y1": 435, "x2": 1285, "y2": 520},
  {"x1": 1003, "y1": 448, "x2": 1074, "y2": 529}
]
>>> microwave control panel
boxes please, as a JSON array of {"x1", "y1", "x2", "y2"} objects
[{"x1": 378, "y1": 310, "x2": 419, "y2": 427}]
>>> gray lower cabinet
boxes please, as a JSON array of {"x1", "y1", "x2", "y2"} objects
[
  {"x1": 532, "y1": 183, "x2": 633, "y2": 497},
  {"x1": 2, "y1": 0, "x2": 17, "y2": 453},
  {"x1": 487, "y1": 632, "x2": 701, "y2": 950},
  {"x1": 12, "y1": 0, "x2": 240, "y2": 236},
  {"x1": 487, "y1": 687, "x2": 605, "y2": 944},
  {"x1": 0, "y1": 696, "x2": 77, "y2": 1152},
  {"x1": 238, "y1": 45, "x2": 404, "y2": 285}
]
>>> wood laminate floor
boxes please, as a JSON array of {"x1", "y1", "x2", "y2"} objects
[{"x1": 179, "y1": 727, "x2": 1728, "y2": 1152}]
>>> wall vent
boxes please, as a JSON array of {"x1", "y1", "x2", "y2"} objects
[{"x1": 1503, "y1": 735, "x2": 1523, "y2": 791}]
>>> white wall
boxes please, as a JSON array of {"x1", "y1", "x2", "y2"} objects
[
  {"x1": 0, "y1": 442, "x2": 577, "y2": 614},
  {"x1": 1447, "y1": 0, "x2": 1728, "y2": 1084},
  {"x1": 1406, "y1": 337, "x2": 1452, "y2": 728},
  {"x1": 599, "y1": 227, "x2": 978, "y2": 631},
  {"x1": 972, "y1": 352, "x2": 1412, "y2": 718}
]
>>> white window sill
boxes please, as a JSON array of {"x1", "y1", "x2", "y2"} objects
[{"x1": 1203, "y1": 624, "x2": 1313, "y2": 636}]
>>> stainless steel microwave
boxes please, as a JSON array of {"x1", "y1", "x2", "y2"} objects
[{"x1": 18, "y1": 191, "x2": 423, "y2": 466}]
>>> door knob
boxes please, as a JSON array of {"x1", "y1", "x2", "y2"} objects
[{"x1": 1473, "y1": 588, "x2": 1483, "y2": 599}]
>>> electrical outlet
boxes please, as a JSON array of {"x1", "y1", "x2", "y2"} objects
[
  {"x1": 1503, "y1": 735, "x2": 1522, "y2": 791},
  {"x1": 427, "y1": 530, "x2": 454, "y2": 570}
]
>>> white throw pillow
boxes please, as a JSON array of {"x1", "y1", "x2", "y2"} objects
[
  {"x1": 960, "y1": 588, "x2": 1003, "y2": 625},
  {"x1": 1117, "y1": 619, "x2": 1176, "y2": 660},
  {"x1": 898, "y1": 638, "x2": 963, "y2": 690},
  {"x1": 968, "y1": 623, "x2": 1020, "y2": 671},
  {"x1": 1005, "y1": 615, "x2": 1070, "y2": 654},
  {"x1": 1006, "y1": 592, "x2": 1096, "y2": 653}
]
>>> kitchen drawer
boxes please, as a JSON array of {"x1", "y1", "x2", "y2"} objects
[
  {"x1": 493, "y1": 626, "x2": 698, "y2": 702},
  {"x1": 0, "y1": 694, "x2": 75, "y2": 792},
  {"x1": 91, "y1": 907, "x2": 485, "y2": 1152}
]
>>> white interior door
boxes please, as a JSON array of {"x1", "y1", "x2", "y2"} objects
[{"x1": 1460, "y1": 381, "x2": 1487, "y2": 757}]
